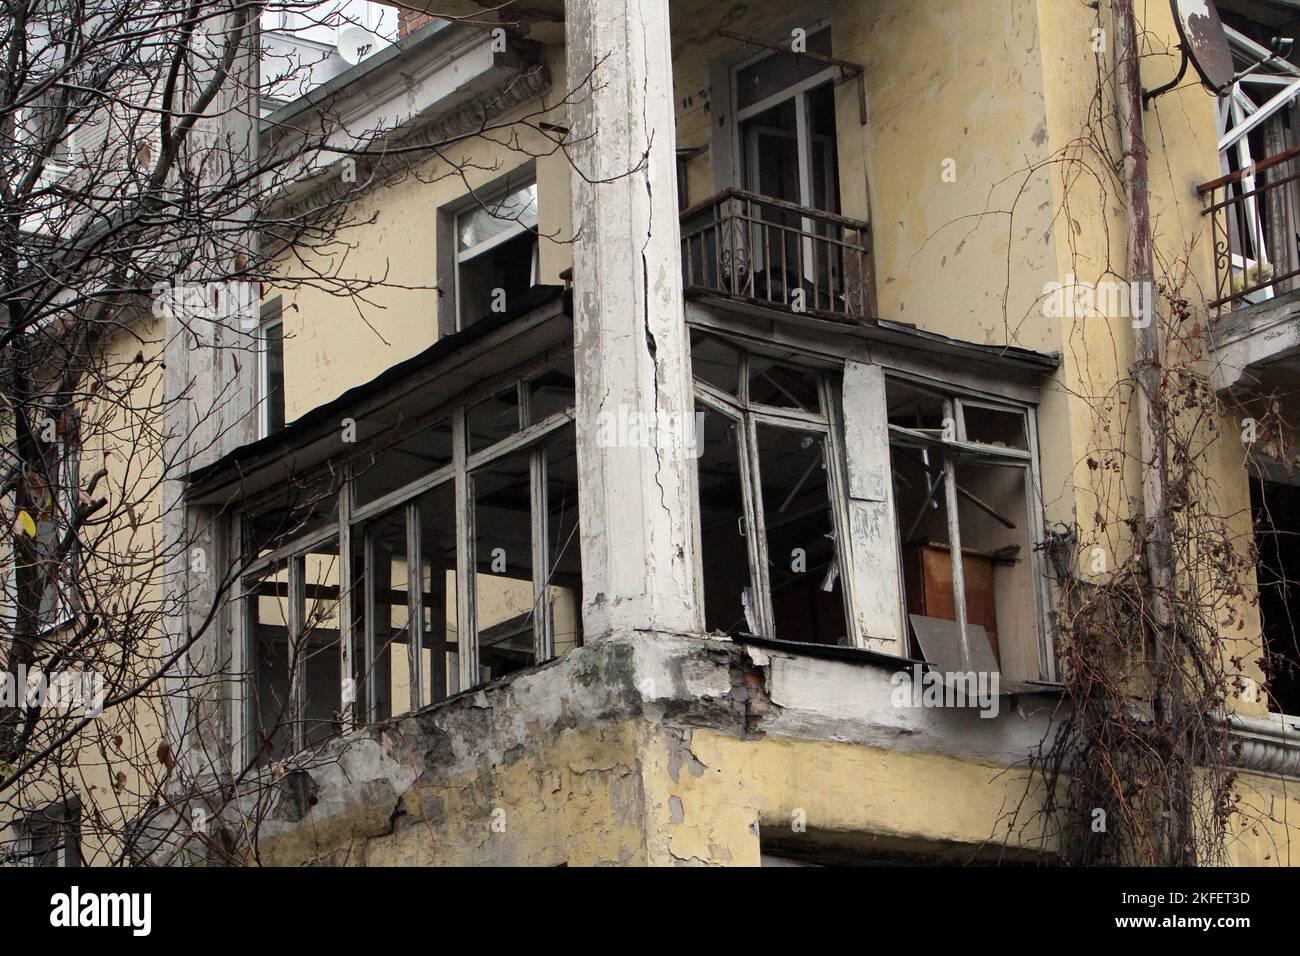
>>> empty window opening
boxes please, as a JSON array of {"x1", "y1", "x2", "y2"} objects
[
  {"x1": 757, "y1": 424, "x2": 846, "y2": 644},
  {"x1": 455, "y1": 180, "x2": 539, "y2": 329},
  {"x1": 468, "y1": 386, "x2": 522, "y2": 454},
  {"x1": 544, "y1": 430, "x2": 583, "y2": 656},
  {"x1": 473, "y1": 449, "x2": 537, "y2": 681},
  {"x1": 692, "y1": 336, "x2": 849, "y2": 644},
  {"x1": 1251, "y1": 476, "x2": 1300, "y2": 715},
  {"x1": 352, "y1": 418, "x2": 453, "y2": 507},
  {"x1": 887, "y1": 380, "x2": 1045, "y2": 682},
  {"x1": 248, "y1": 561, "x2": 293, "y2": 763},
  {"x1": 696, "y1": 403, "x2": 752, "y2": 633},
  {"x1": 362, "y1": 506, "x2": 414, "y2": 719}
]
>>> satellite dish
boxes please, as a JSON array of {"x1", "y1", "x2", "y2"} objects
[
  {"x1": 337, "y1": 26, "x2": 379, "y2": 66},
  {"x1": 1144, "y1": 0, "x2": 1236, "y2": 106},
  {"x1": 1170, "y1": 0, "x2": 1235, "y2": 93}
]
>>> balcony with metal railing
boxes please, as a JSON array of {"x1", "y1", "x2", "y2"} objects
[
  {"x1": 679, "y1": 188, "x2": 874, "y2": 322},
  {"x1": 1200, "y1": 145, "x2": 1300, "y2": 316},
  {"x1": 1198, "y1": 147, "x2": 1300, "y2": 391}
]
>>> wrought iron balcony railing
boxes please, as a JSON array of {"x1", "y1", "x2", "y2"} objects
[
  {"x1": 679, "y1": 188, "x2": 872, "y2": 321},
  {"x1": 1200, "y1": 145, "x2": 1300, "y2": 316}
]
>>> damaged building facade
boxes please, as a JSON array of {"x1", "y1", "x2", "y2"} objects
[{"x1": 50, "y1": 0, "x2": 1300, "y2": 865}]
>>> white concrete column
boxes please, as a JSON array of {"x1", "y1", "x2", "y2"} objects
[{"x1": 564, "y1": 0, "x2": 702, "y2": 638}]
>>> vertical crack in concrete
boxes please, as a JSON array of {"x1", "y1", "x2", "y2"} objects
[{"x1": 635, "y1": 7, "x2": 670, "y2": 518}]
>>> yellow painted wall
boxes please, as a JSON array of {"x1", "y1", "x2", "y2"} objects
[
  {"x1": 9, "y1": 1, "x2": 1291, "y2": 869},
  {"x1": 2, "y1": 313, "x2": 170, "y2": 867},
  {"x1": 269, "y1": 44, "x2": 574, "y2": 422}
]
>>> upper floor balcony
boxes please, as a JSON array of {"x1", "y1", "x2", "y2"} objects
[
  {"x1": 680, "y1": 188, "x2": 873, "y2": 322},
  {"x1": 1199, "y1": 147, "x2": 1300, "y2": 392}
]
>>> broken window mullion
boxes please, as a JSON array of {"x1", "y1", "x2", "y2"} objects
[
  {"x1": 453, "y1": 409, "x2": 477, "y2": 693},
  {"x1": 748, "y1": 405, "x2": 828, "y2": 429},
  {"x1": 338, "y1": 473, "x2": 356, "y2": 727},
  {"x1": 530, "y1": 445, "x2": 550, "y2": 662},
  {"x1": 940, "y1": 454, "x2": 973, "y2": 674},
  {"x1": 695, "y1": 379, "x2": 744, "y2": 415},
  {"x1": 742, "y1": 412, "x2": 776, "y2": 636},
  {"x1": 405, "y1": 500, "x2": 424, "y2": 709},
  {"x1": 288, "y1": 554, "x2": 306, "y2": 754}
]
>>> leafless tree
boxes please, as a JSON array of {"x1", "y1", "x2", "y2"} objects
[{"x1": 0, "y1": 0, "x2": 594, "y2": 865}]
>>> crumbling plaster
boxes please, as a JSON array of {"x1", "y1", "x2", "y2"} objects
[{"x1": 184, "y1": 632, "x2": 1063, "y2": 865}]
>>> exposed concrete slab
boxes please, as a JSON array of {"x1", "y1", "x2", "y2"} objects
[{"x1": 1210, "y1": 290, "x2": 1300, "y2": 391}]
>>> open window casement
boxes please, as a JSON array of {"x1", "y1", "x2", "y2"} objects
[{"x1": 840, "y1": 361, "x2": 905, "y2": 653}]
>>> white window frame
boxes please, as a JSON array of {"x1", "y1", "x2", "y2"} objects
[
  {"x1": 691, "y1": 344, "x2": 861, "y2": 646},
  {"x1": 11, "y1": 802, "x2": 81, "y2": 867},
  {"x1": 452, "y1": 179, "x2": 540, "y2": 332},
  {"x1": 234, "y1": 356, "x2": 578, "y2": 765},
  {"x1": 885, "y1": 380, "x2": 1053, "y2": 682},
  {"x1": 15, "y1": 102, "x2": 75, "y2": 180},
  {"x1": 33, "y1": 425, "x2": 80, "y2": 635},
  {"x1": 258, "y1": 301, "x2": 285, "y2": 440},
  {"x1": 730, "y1": 19, "x2": 837, "y2": 278}
]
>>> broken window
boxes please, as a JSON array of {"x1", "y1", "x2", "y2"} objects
[
  {"x1": 526, "y1": 367, "x2": 576, "y2": 424},
  {"x1": 695, "y1": 402, "x2": 752, "y2": 633},
  {"x1": 247, "y1": 560, "x2": 293, "y2": 763},
  {"x1": 692, "y1": 336, "x2": 849, "y2": 644},
  {"x1": 887, "y1": 380, "x2": 1047, "y2": 682},
  {"x1": 467, "y1": 386, "x2": 521, "y2": 453},
  {"x1": 756, "y1": 424, "x2": 846, "y2": 643},
  {"x1": 544, "y1": 430, "x2": 583, "y2": 655},
  {"x1": 473, "y1": 449, "x2": 537, "y2": 680},
  {"x1": 299, "y1": 540, "x2": 343, "y2": 747},
  {"x1": 414, "y1": 480, "x2": 460, "y2": 704},
  {"x1": 245, "y1": 539, "x2": 346, "y2": 763},
  {"x1": 239, "y1": 358, "x2": 580, "y2": 761},
  {"x1": 352, "y1": 417, "x2": 453, "y2": 507},
  {"x1": 455, "y1": 180, "x2": 539, "y2": 329},
  {"x1": 362, "y1": 506, "x2": 413, "y2": 719},
  {"x1": 242, "y1": 474, "x2": 339, "y2": 557}
]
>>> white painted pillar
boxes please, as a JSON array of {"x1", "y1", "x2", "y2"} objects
[{"x1": 564, "y1": 0, "x2": 702, "y2": 638}]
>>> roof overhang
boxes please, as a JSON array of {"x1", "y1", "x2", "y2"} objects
[
  {"x1": 683, "y1": 293, "x2": 1060, "y2": 404},
  {"x1": 260, "y1": 17, "x2": 549, "y2": 215},
  {"x1": 186, "y1": 285, "x2": 570, "y2": 507}
]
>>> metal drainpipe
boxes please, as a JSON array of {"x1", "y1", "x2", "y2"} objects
[{"x1": 1113, "y1": 0, "x2": 1193, "y2": 865}]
